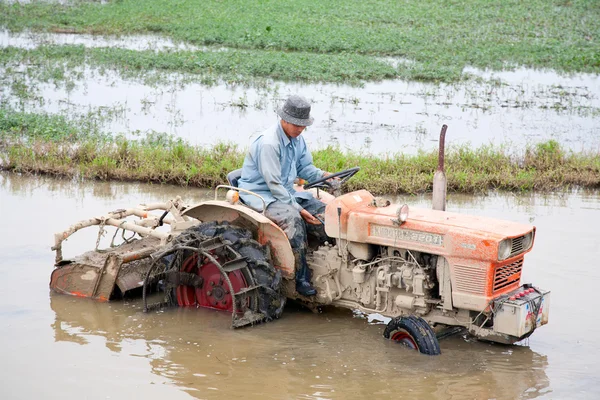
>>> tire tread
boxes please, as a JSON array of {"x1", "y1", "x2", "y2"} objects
[{"x1": 383, "y1": 315, "x2": 441, "y2": 355}]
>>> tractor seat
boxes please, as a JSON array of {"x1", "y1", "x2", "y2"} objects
[{"x1": 227, "y1": 168, "x2": 243, "y2": 188}]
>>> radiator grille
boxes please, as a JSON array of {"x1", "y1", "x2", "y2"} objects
[
  {"x1": 510, "y1": 236, "x2": 525, "y2": 258},
  {"x1": 493, "y1": 258, "x2": 524, "y2": 292},
  {"x1": 453, "y1": 264, "x2": 487, "y2": 295}
]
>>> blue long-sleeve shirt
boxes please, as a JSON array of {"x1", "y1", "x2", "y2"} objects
[{"x1": 238, "y1": 122, "x2": 324, "y2": 212}]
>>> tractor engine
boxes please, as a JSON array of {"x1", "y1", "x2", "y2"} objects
[{"x1": 307, "y1": 242, "x2": 439, "y2": 316}]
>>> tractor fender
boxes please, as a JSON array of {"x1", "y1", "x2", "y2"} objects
[{"x1": 182, "y1": 200, "x2": 295, "y2": 279}]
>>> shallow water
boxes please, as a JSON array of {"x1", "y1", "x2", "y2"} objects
[
  {"x1": 0, "y1": 28, "x2": 202, "y2": 51},
  {"x1": 1, "y1": 30, "x2": 599, "y2": 155},
  {"x1": 1, "y1": 172, "x2": 599, "y2": 399}
]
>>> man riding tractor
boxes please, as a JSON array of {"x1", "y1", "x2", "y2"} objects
[
  {"x1": 49, "y1": 96, "x2": 550, "y2": 355},
  {"x1": 237, "y1": 95, "x2": 335, "y2": 297}
]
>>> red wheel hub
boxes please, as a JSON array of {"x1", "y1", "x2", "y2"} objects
[
  {"x1": 391, "y1": 331, "x2": 418, "y2": 350},
  {"x1": 176, "y1": 254, "x2": 248, "y2": 311}
]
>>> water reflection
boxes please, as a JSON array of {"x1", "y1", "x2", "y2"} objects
[
  {"x1": 50, "y1": 294, "x2": 550, "y2": 400},
  {"x1": 4, "y1": 172, "x2": 600, "y2": 398},
  {"x1": 0, "y1": 28, "x2": 201, "y2": 51},
  {"x1": 0, "y1": 172, "x2": 212, "y2": 202},
  {"x1": 2, "y1": 171, "x2": 598, "y2": 227}
]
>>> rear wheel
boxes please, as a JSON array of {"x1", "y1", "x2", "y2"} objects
[
  {"x1": 175, "y1": 221, "x2": 286, "y2": 321},
  {"x1": 383, "y1": 316, "x2": 441, "y2": 355}
]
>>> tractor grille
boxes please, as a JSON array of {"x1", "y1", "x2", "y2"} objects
[
  {"x1": 493, "y1": 258, "x2": 524, "y2": 292},
  {"x1": 453, "y1": 264, "x2": 487, "y2": 295},
  {"x1": 509, "y1": 235, "x2": 526, "y2": 258}
]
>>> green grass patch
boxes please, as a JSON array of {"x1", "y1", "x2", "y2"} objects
[
  {"x1": 0, "y1": 107, "x2": 108, "y2": 141},
  {"x1": 0, "y1": 44, "x2": 398, "y2": 85},
  {"x1": 2, "y1": 108, "x2": 599, "y2": 193},
  {"x1": 1, "y1": 0, "x2": 599, "y2": 83}
]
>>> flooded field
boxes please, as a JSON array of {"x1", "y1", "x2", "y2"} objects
[
  {"x1": 1, "y1": 171, "x2": 599, "y2": 399},
  {"x1": 2, "y1": 31, "x2": 599, "y2": 155}
]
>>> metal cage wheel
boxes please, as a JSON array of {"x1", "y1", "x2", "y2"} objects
[{"x1": 176, "y1": 253, "x2": 250, "y2": 312}]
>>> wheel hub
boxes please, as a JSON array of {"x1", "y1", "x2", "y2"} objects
[
  {"x1": 211, "y1": 285, "x2": 225, "y2": 301},
  {"x1": 176, "y1": 253, "x2": 248, "y2": 311},
  {"x1": 391, "y1": 331, "x2": 418, "y2": 350}
]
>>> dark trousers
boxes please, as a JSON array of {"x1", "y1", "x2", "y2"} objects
[{"x1": 264, "y1": 197, "x2": 327, "y2": 283}]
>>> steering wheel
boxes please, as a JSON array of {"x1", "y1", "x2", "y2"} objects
[{"x1": 303, "y1": 167, "x2": 360, "y2": 190}]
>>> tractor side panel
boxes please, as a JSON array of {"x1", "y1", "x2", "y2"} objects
[{"x1": 328, "y1": 196, "x2": 533, "y2": 311}]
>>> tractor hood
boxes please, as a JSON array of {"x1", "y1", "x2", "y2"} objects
[
  {"x1": 390, "y1": 206, "x2": 532, "y2": 238},
  {"x1": 324, "y1": 191, "x2": 535, "y2": 258}
]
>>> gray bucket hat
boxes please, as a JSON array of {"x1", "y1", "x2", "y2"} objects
[{"x1": 277, "y1": 95, "x2": 314, "y2": 126}]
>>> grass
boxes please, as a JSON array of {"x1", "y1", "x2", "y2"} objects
[
  {"x1": 0, "y1": 106, "x2": 108, "y2": 141},
  {"x1": 1, "y1": 0, "x2": 599, "y2": 83},
  {"x1": 0, "y1": 44, "x2": 399, "y2": 85},
  {"x1": 2, "y1": 108, "x2": 599, "y2": 194}
]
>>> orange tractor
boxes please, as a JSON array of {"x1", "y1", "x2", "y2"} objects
[{"x1": 50, "y1": 132, "x2": 550, "y2": 355}]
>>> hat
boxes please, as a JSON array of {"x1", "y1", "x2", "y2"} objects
[{"x1": 277, "y1": 95, "x2": 314, "y2": 126}]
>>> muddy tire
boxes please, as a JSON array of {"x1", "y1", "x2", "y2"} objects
[
  {"x1": 190, "y1": 221, "x2": 286, "y2": 320},
  {"x1": 383, "y1": 315, "x2": 441, "y2": 355}
]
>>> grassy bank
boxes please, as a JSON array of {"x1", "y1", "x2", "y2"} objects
[
  {"x1": 2, "y1": 109, "x2": 599, "y2": 194},
  {"x1": 1, "y1": 0, "x2": 599, "y2": 83}
]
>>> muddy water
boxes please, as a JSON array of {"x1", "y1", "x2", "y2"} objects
[
  {"x1": 1, "y1": 172, "x2": 599, "y2": 399},
  {"x1": 2, "y1": 31, "x2": 599, "y2": 155}
]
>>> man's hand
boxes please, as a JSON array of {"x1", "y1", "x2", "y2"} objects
[
  {"x1": 300, "y1": 209, "x2": 322, "y2": 225},
  {"x1": 322, "y1": 171, "x2": 340, "y2": 181},
  {"x1": 322, "y1": 171, "x2": 341, "y2": 190}
]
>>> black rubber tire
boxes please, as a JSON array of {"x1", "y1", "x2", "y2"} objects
[
  {"x1": 383, "y1": 315, "x2": 441, "y2": 355},
  {"x1": 192, "y1": 221, "x2": 286, "y2": 320}
]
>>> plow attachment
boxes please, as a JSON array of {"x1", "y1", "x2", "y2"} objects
[
  {"x1": 50, "y1": 238, "x2": 160, "y2": 301},
  {"x1": 50, "y1": 198, "x2": 285, "y2": 328}
]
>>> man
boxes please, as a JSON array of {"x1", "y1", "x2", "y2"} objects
[{"x1": 238, "y1": 95, "x2": 332, "y2": 296}]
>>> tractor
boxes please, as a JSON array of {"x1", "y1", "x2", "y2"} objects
[{"x1": 50, "y1": 131, "x2": 550, "y2": 355}]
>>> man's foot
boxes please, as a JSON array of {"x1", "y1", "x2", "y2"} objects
[{"x1": 296, "y1": 280, "x2": 317, "y2": 296}]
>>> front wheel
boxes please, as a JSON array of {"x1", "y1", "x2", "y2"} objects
[{"x1": 383, "y1": 316, "x2": 441, "y2": 355}]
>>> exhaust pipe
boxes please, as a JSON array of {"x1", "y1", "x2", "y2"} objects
[{"x1": 432, "y1": 125, "x2": 447, "y2": 211}]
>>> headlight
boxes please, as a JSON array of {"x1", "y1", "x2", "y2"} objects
[
  {"x1": 498, "y1": 239, "x2": 511, "y2": 260},
  {"x1": 522, "y1": 231, "x2": 534, "y2": 250}
]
